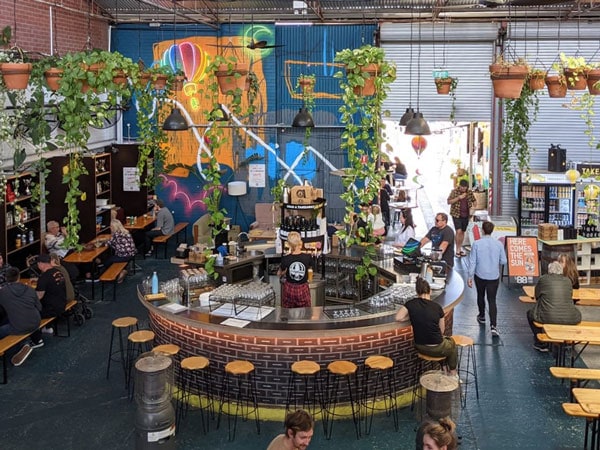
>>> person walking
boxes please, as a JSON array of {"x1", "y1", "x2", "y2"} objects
[
  {"x1": 466, "y1": 221, "x2": 507, "y2": 337},
  {"x1": 446, "y1": 179, "x2": 476, "y2": 257}
]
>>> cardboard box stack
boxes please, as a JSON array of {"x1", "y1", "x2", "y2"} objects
[{"x1": 538, "y1": 223, "x2": 558, "y2": 241}]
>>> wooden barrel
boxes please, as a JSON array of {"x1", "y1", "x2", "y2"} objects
[
  {"x1": 420, "y1": 371, "x2": 459, "y2": 420},
  {"x1": 540, "y1": 243, "x2": 576, "y2": 275}
]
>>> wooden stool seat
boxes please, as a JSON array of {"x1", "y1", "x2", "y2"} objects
[
  {"x1": 452, "y1": 335, "x2": 474, "y2": 347},
  {"x1": 128, "y1": 330, "x2": 155, "y2": 344},
  {"x1": 181, "y1": 356, "x2": 210, "y2": 371},
  {"x1": 152, "y1": 344, "x2": 180, "y2": 356},
  {"x1": 112, "y1": 316, "x2": 138, "y2": 328},
  {"x1": 291, "y1": 360, "x2": 320, "y2": 376},
  {"x1": 365, "y1": 355, "x2": 393, "y2": 370},
  {"x1": 417, "y1": 353, "x2": 446, "y2": 363},
  {"x1": 225, "y1": 360, "x2": 255, "y2": 376},
  {"x1": 327, "y1": 360, "x2": 357, "y2": 376}
]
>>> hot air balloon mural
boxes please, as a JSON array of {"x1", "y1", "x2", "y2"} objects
[
  {"x1": 160, "y1": 41, "x2": 208, "y2": 85},
  {"x1": 411, "y1": 136, "x2": 427, "y2": 158}
]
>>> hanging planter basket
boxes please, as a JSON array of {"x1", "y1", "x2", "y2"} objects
[
  {"x1": 215, "y1": 62, "x2": 249, "y2": 95},
  {"x1": 298, "y1": 77, "x2": 315, "y2": 94},
  {"x1": 0, "y1": 62, "x2": 32, "y2": 90},
  {"x1": 172, "y1": 75, "x2": 186, "y2": 91},
  {"x1": 350, "y1": 63, "x2": 379, "y2": 96},
  {"x1": 564, "y1": 68, "x2": 587, "y2": 90},
  {"x1": 112, "y1": 69, "x2": 128, "y2": 86},
  {"x1": 434, "y1": 77, "x2": 453, "y2": 95},
  {"x1": 545, "y1": 75, "x2": 567, "y2": 98},
  {"x1": 44, "y1": 67, "x2": 64, "y2": 91},
  {"x1": 151, "y1": 73, "x2": 169, "y2": 90},
  {"x1": 528, "y1": 73, "x2": 546, "y2": 91},
  {"x1": 80, "y1": 62, "x2": 105, "y2": 93},
  {"x1": 586, "y1": 68, "x2": 600, "y2": 95},
  {"x1": 489, "y1": 64, "x2": 528, "y2": 99}
]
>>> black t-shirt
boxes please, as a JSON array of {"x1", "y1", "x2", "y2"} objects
[
  {"x1": 36, "y1": 267, "x2": 67, "y2": 317},
  {"x1": 425, "y1": 225, "x2": 455, "y2": 268},
  {"x1": 280, "y1": 253, "x2": 313, "y2": 284},
  {"x1": 404, "y1": 297, "x2": 444, "y2": 345}
]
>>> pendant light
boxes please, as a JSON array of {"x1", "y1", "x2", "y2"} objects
[
  {"x1": 400, "y1": 6, "x2": 415, "y2": 126},
  {"x1": 405, "y1": 12, "x2": 431, "y2": 136},
  {"x1": 163, "y1": 0, "x2": 188, "y2": 131}
]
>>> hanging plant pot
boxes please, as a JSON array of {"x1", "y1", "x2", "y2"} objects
[
  {"x1": 350, "y1": 63, "x2": 379, "y2": 96},
  {"x1": 586, "y1": 68, "x2": 600, "y2": 95},
  {"x1": 528, "y1": 73, "x2": 546, "y2": 91},
  {"x1": 564, "y1": 68, "x2": 587, "y2": 90},
  {"x1": 434, "y1": 77, "x2": 453, "y2": 95},
  {"x1": 172, "y1": 75, "x2": 186, "y2": 91},
  {"x1": 44, "y1": 67, "x2": 64, "y2": 91},
  {"x1": 138, "y1": 71, "x2": 151, "y2": 88},
  {"x1": 80, "y1": 62, "x2": 105, "y2": 93},
  {"x1": 215, "y1": 62, "x2": 249, "y2": 94},
  {"x1": 112, "y1": 69, "x2": 127, "y2": 86},
  {"x1": 545, "y1": 75, "x2": 567, "y2": 98},
  {"x1": 298, "y1": 76, "x2": 315, "y2": 94},
  {"x1": 151, "y1": 73, "x2": 168, "y2": 90},
  {"x1": 489, "y1": 64, "x2": 528, "y2": 99},
  {"x1": 0, "y1": 62, "x2": 33, "y2": 90}
]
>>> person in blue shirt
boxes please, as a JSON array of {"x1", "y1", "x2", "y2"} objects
[{"x1": 466, "y1": 221, "x2": 507, "y2": 337}]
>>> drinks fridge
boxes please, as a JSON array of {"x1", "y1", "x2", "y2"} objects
[{"x1": 515, "y1": 171, "x2": 575, "y2": 237}]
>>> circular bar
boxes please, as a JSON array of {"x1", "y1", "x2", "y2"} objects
[{"x1": 140, "y1": 256, "x2": 464, "y2": 406}]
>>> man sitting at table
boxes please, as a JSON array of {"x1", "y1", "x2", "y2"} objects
[
  {"x1": 35, "y1": 254, "x2": 67, "y2": 336},
  {"x1": 144, "y1": 199, "x2": 174, "y2": 257},
  {"x1": 527, "y1": 261, "x2": 581, "y2": 352},
  {"x1": 44, "y1": 220, "x2": 79, "y2": 281}
]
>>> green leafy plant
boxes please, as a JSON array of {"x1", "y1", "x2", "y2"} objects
[
  {"x1": 334, "y1": 44, "x2": 396, "y2": 281},
  {"x1": 500, "y1": 83, "x2": 539, "y2": 181},
  {"x1": 569, "y1": 92, "x2": 598, "y2": 150},
  {"x1": 559, "y1": 52, "x2": 589, "y2": 88},
  {"x1": 296, "y1": 73, "x2": 316, "y2": 152}
]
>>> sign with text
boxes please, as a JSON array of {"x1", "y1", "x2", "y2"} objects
[{"x1": 506, "y1": 236, "x2": 539, "y2": 284}]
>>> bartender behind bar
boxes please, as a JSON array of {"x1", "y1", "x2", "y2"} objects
[{"x1": 277, "y1": 231, "x2": 313, "y2": 308}]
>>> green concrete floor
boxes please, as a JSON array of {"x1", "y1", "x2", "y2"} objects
[{"x1": 0, "y1": 246, "x2": 591, "y2": 450}]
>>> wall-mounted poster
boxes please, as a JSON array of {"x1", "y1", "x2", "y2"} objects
[
  {"x1": 506, "y1": 236, "x2": 539, "y2": 285},
  {"x1": 249, "y1": 164, "x2": 265, "y2": 188},
  {"x1": 123, "y1": 167, "x2": 140, "y2": 192}
]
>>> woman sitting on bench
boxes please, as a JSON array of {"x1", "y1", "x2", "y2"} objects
[{"x1": 102, "y1": 220, "x2": 137, "y2": 283}]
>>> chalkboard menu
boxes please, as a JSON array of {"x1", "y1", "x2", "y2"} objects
[{"x1": 506, "y1": 236, "x2": 540, "y2": 284}]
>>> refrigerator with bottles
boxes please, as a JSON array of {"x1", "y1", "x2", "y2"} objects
[{"x1": 515, "y1": 171, "x2": 575, "y2": 237}]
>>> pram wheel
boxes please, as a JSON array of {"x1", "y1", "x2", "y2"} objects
[
  {"x1": 73, "y1": 313, "x2": 85, "y2": 326},
  {"x1": 83, "y1": 307, "x2": 94, "y2": 320}
]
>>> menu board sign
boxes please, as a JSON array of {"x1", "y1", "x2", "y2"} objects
[{"x1": 506, "y1": 236, "x2": 539, "y2": 284}]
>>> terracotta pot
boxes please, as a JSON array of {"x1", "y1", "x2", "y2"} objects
[
  {"x1": 545, "y1": 75, "x2": 567, "y2": 98},
  {"x1": 564, "y1": 68, "x2": 587, "y2": 90},
  {"x1": 138, "y1": 72, "x2": 151, "y2": 88},
  {"x1": 489, "y1": 64, "x2": 528, "y2": 99},
  {"x1": 350, "y1": 63, "x2": 378, "y2": 96},
  {"x1": 435, "y1": 78, "x2": 452, "y2": 95},
  {"x1": 152, "y1": 74, "x2": 168, "y2": 90},
  {"x1": 586, "y1": 68, "x2": 600, "y2": 95},
  {"x1": 528, "y1": 74, "x2": 546, "y2": 91},
  {"x1": 172, "y1": 75, "x2": 186, "y2": 91},
  {"x1": 44, "y1": 67, "x2": 63, "y2": 91},
  {"x1": 112, "y1": 69, "x2": 127, "y2": 86},
  {"x1": 80, "y1": 63, "x2": 105, "y2": 93},
  {"x1": 215, "y1": 62, "x2": 249, "y2": 94},
  {"x1": 0, "y1": 62, "x2": 33, "y2": 90},
  {"x1": 298, "y1": 77, "x2": 315, "y2": 94}
]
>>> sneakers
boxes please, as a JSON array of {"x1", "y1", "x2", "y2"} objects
[
  {"x1": 11, "y1": 344, "x2": 32, "y2": 366},
  {"x1": 29, "y1": 339, "x2": 44, "y2": 349},
  {"x1": 533, "y1": 342, "x2": 549, "y2": 353},
  {"x1": 491, "y1": 326, "x2": 499, "y2": 337},
  {"x1": 477, "y1": 315, "x2": 485, "y2": 324},
  {"x1": 42, "y1": 326, "x2": 54, "y2": 334}
]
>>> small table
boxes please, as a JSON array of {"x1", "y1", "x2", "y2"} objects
[
  {"x1": 572, "y1": 388, "x2": 600, "y2": 449},
  {"x1": 543, "y1": 324, "x2": 600, "y2": 367},
  {"x1": 523, "y1": 285, "x2": 600, "y2": 306},
  {"x1": 124, "y1": 215, "x2": 156, "y2": 231},
  {"x1": 64, "y1": 244, "x2": 108, "y2": 300}
]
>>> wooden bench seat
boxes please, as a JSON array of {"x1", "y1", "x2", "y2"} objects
[
  {"x1": 0, "y1": 299, "x2": 78, "y2": 384},
  {"x1": 99, "y1": 262, "x2": 129, "y2": 301},
  {"x1": 562, "y1": 403, "x2": 596, "y2": 448},
  {"x1": 152, "y1": 222, "x2": 188, "y2": 258}
]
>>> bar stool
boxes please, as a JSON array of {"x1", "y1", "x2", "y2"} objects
[
  {"x1": 452, "y1": 335, "x2": 479, "y2": 408},
  {"x1": 178, "y1": 356, "x2": 214, "y2": 433},
  {"x1": 285, "y1": 360, "x2": 324, "y2": 425},
  {"x1": 323, "y1": 360, "x2": 360, "y2": 440},
  {"x1": 362, "y1": 355, "x2": 398, "y2": 435},
  {"x1": 411, "y1": 353, "x2": 447, "y2": 412},
  {"x1": 217, "y1": 360, "x2": 260, "y2": 441},
  {"x1": 106, "y1": 316, "x2": 138, "y2": 384},
  {"x1": 126, "y1": 329, "x2": 155, "y2": 397}
]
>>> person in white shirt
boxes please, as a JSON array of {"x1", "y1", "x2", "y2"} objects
[{"x1": 393, "y1": 208, "x2": 416, "y2": 247}]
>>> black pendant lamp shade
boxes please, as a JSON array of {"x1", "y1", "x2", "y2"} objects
[
  {"x1": 292, "y1": 107, "x2": 314, "y2": 128},
  {"x1": 404, "y1": 111, "x2": 431, "y2": 136},
  {"x1": 399, "y1": 107, "x2": 415, "y2": 126},
  {"x1": 163, "y1": 107, "x2": 189, "y2": 131}
]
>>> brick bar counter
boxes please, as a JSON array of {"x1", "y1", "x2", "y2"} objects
[{"x1": 140, "y1": 258, "x2": 464, "y2": 407}]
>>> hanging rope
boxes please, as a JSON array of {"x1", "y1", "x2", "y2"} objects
[
  {"x1": 416, "y1": 11, "x2": 422, "y2": 110},
  {"x1": 407, "y1": 2, "x2": 414, "y2": 107}
]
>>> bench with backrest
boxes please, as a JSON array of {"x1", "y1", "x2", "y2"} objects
[
  {"x1": 0, "y1": 299, "x2": 77, "y2": 384},
  {"x1": 99, "y1": 262, "x2": 129, "y2": 301},
  {"x1": 152, "y1": 222, "x2": 188, "y2": 258}
]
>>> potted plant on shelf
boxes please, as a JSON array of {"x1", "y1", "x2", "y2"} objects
[
  {"x1": 560, "y1": 52, "x2": 588, "y2": 91},
  {"x1": 334, "y1": 44, "x2": 396, "y2": 281},
  {"x1": 489, "y1": 55, "x2": 529, "y2": 99},
  {"x1": 500, "y1": 82, "x2": 539, "y2": 181}
]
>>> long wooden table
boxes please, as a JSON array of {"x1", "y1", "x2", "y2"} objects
[
  {"x1": 573, "y1": 388, "x2": 600, "y2": 449},
  {"x1": 63, "y1": 241, "x2": 109, "y2": 300},
  {"x1": 543, "y1": 324, "x2": 600, "y2": 367},
  {"x1": 124, "y1": 214, "x2": 156, "y2": 231},
  {"x1": 522, "y1": 285, "x2": 600, "y2": 306}
]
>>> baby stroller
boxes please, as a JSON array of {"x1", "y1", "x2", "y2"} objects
[{"x1": 26, "y1": 255, "x2": 93, "y2": 326}]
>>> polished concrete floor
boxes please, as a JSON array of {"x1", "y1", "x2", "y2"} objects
[{"x1": 0, "y1": 242, "x2": 595, "y2": 450}]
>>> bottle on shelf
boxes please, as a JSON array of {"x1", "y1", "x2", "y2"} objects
[{"x1": 151, "y1": 271, "x2": 159, "y2": 294}]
